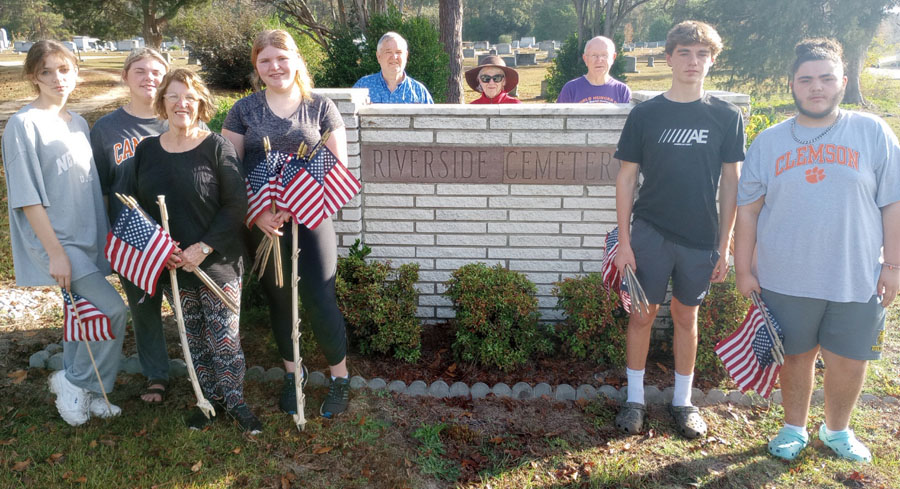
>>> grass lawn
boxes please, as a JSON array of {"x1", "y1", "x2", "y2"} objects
[{"x1": 3, "y1": 49, "x2": 900, "y2": 489}]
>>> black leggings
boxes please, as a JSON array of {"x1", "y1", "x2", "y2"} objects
[{"x1": 251, "y1": 218, "x2": 347, "y2": 366}]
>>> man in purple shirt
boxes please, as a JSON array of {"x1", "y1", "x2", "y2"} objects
[
  {"x1": 353, "y1": 32, "x2": 433, "y2": 104},
  {"x1": 557, "y1": 36, "x2": 631, "y2": 104}
]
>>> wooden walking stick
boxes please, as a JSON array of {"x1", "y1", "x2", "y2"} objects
[
  {"x1": 65, "y1": 290, "x2": 113, "y2": 415},
  {"x1": 290, "y1": 219, "x2": 307, "y2": 430},
  {"x1": 157, "y1": 195, "x2": 216, "y2": 419}
]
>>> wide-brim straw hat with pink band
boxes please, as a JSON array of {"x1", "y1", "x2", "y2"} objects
[{"x1": 464, "y1": 55, "x2": 519, "y2": 92}]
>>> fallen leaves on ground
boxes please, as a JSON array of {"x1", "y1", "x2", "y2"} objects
[
  {"x1": 7, "y1": 370, "x2": 26, "y2": 384},
  {"x1": 191, "y1": 460, "x2": 202, "y2": 472},
  {"x1": 12, "y1": 458, "x2": 31, "y2": 471}
]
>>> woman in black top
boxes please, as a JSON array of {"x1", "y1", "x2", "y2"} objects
[
  {"x1": 131, "y1": 69, "x2": 259, "y2": 433},
  {"x1": 223, "y1": 29, "x2": 351, "y2": 419}
]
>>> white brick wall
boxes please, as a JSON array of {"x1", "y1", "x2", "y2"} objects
[{"x1": 313, "y1": 89, "x2": 751, "y2": 327}]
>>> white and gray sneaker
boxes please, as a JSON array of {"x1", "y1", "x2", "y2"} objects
[
  {"x1": 89, "y1": 395, "x2": 122, "y2": 418},
  {"x1": 48, "y1": 371, "x2": 90, "y2": 426}
]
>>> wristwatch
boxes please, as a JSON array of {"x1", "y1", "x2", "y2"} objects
[{"x1": 201, "y1": 244, "x2": 212, "y2": 255}]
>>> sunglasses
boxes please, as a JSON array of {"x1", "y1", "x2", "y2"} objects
[{"x1": 479, "y1": 74, "x2": 505, "y2": 83}]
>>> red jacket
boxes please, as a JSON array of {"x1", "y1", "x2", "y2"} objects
[{"x1": 470, "y1": 91, "x2": 522, "y2": 104}]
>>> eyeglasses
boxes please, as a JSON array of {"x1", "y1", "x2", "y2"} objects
[
  {"x1": 479, "y1": 74, "x2": 505, "y2": 83},
  {"x1": 163, "y1": 93, "x2": 200, "y2": 104}
]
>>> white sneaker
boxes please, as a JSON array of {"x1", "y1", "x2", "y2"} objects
[
  {"x1": 89, "y1": 395, "x2": 122, "y2": 418},
  {"x1": 48, "y1": 371, "x2": 90, "y2": 426}
]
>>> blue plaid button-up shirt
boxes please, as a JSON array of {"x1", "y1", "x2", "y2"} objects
[{"x1": 353, "y1": 72, "x2": 434, "y2": 104}]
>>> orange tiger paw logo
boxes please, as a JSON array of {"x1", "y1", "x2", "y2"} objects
[{"x1": 805, "y1": 166, "x2": 825, "y2": 183}]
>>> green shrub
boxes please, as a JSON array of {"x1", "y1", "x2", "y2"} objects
[
  {"x1": 446, "y1": 263, "x2": 552, "y2": 371},
  {"x1": 745, "y1": 110, "x2": 779, "y2": 146},
  {"x1": 543, "y1": 32, "x2": 627, "y2": 102},
  {"x1": 172, "y1": 3, "x2": 324, "y2": 90},
  {"x1": 336, "y1": 240, "x2": 421, "y2": 363},
  {"x1": 317, "y1": 8, "x2": 450, "y2": 102},
  {"x1": 696, "y1": 272, "x2": 751, "y2": 375},
  {"x1": 207, "y1": 91, "x2": 249, "y2": 133},
  {"x1": 553, "y1": 273, "x2": 629, "y2": 367},
  {"x1": 498, "y1": 34, "x2": 513, "y2": 44}
]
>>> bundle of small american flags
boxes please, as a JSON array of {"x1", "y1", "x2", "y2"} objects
[
  {"x1": 714, "y1": 292, "x2": 785, "y2": 398},
  {"x1": 247, "y1": 135, "x2": 361, "y2": 231},
  {"x1": 599, "y1": 227, "x2": 649, "y2": 315},
  {"x1": 104, "y1": 205, "x2": 178, "y2": 296}
]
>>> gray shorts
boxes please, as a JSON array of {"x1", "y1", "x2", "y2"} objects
[
  {"x1": 630, "y1": 219, "x2": 719, "y2": 307},
  {"x1": 760, "y1": 288, "x2": 885, "y2": 361}
]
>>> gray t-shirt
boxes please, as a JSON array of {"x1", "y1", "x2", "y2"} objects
[
  {"x1": 90, "y1": 107, "x2": 167, "y2": 222},
  {"x1": 738, "y1": 110, "x2": 900, "y2": 302},
  {"x1": 2, "y1": 106, "x2": 110, "y2": 286},
  {"x1": 222, "y1": 90, "x2": 345, "y2": 177}
]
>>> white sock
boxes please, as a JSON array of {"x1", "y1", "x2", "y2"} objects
[
  {"x1": 825, "y1": 426, "x2": 848, "y2": 437},
  {"x1": 331, "y1": 375, "x2": 349, "y2": 382},
  {"x1": 626, "y1": 368, "x2": 645, "y2": 404},
  {"x1": 783, "y1": 423, "x2": 806, "y2": 436},
  {"x1": 672, "y1": 371, "x2": 694, "y2": 407}
]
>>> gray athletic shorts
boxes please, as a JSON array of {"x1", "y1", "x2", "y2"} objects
[
  {"x1": 630, "y1": 219, "x2": 719, "y2": 307},
  {"x1": 760, "y1": 288, "x2": 885, "y2": 361}
]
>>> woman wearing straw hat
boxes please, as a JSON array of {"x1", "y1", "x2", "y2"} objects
[{"x1": 466, "y1": 55, "x2": 522, "y2": 104}]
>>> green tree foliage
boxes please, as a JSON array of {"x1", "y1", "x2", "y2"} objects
[
  {"x1": 697, "y1": 0, "x2": 899, "y2": 104},
  {"x1": 463, "y1": 0, "x2": 535, "y2": 43},
  {"x1": 0, "y1": 0, "x2": 69, "y2": 41},
  {"x1": 446, "y1": 263, "x2": 553, "y2": 371},
  {"x1": 336, "y1": 240, "x2": 422, "y2": 363},
  {"x1": 553, "y1": 273, "x2": 628, "y2": 367},
  {"x1": 317, "y1": 8, "x2": 450, "y2": 102},
  {"x1": 170, "y1": 1, "x2": 323, "y2": 90},
  {"x1": 544, "y1": 32, "x2": 627, "y2": 102},
  {"x1": 532, "y1": 2, "x2": 577, "y2": 42},
  {"x1": 646, "y1": 17, "x2": 671, "y2": 42},
  {"x1": 48, "y1": 0, "x2": 209, "y2": 48}
]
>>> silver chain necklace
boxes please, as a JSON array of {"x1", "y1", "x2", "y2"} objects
[{"x1": 790, "y1": 110, "x2": 842, "y2": 145}]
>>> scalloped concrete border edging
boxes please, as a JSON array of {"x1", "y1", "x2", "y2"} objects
[{"x1": 29, "y1": 344, "x2": 900, "y2": 406}]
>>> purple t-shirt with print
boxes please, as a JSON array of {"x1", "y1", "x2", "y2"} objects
[{"x1": 556, "y1": 76, "x2": 631, "y2": 104}]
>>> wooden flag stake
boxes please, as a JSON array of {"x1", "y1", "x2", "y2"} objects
[
  {"x1": 65, "y1": 290, "x2": 112, "y2": 415},
  {"x1": 290, "y1": 219, "x2": 307, "y2": 430},
  {"x1": 157, "y1": 195, "x2": 216, "y2": 419},
  {"x1": 262, "y1": 136, "x2": 283, "y2": 288}
]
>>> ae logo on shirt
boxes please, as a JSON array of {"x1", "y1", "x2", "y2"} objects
[{"x1": 657, "y1": 128, "x2": 709, "y2": 146}]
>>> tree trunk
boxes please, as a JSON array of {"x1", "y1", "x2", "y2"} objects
[
  {"x1": 142, "y1": 14, "x2": 163, "y2": 49},
  {"x1": 440, "y1": 0, "x2": 464, "y2": 104},
  {"x1": 842, "y1": 41, "x2": 867, "y2": 105},
  {"x1": 573, "y1": 0, "x2": 588, "y2": 45},
  {"x1": 604, "y1": 0, "x2": 614, "y2": 37}
]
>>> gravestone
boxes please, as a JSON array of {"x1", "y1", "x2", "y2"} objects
[
  {"x1": 463, "y1": 48, "x2": 475, "y2": 58},
  {"x1": 647, "y1": 56, "x2": 655, "y2": 67},
  {"x1": 511, "y1": 40, "x2": 519, "y2": 49},
  {"x1": 546, "y1": 46, "x2": 557, "y2": 60},
  {"x1": 477, "y1": 54, "x2": 493, "y2": 65},
  {"x1": 540, "y1": 79, "x2": 548, "y2": 98},
  {"x1": 474, "y1": 41, "x2": 489, "y2": 50},
  {"x1": 625, "y1": 56, "x2": 638, "y2": 73},
  {"x1": 520, "y1": 36, "x2": 535, "y2": 48},
  {"x1": 501, "y1": 55, "x2": 517, "y2": 67},
  {"x1": 539, "y1": 40, "x2": 554, "y2": 51},
  {"x1": 496, "y1": 43, "x2": 512, "y2": 54},
  {"x1": 516, "y1": 52, "x2": 537, "y2": 65},
  {"x1": 489, "y1": 48, "x2": 497, "y2": 55}
]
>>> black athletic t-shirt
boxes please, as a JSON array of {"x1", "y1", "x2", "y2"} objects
[{"x1": 614, "y1": 93, "x2": 745, "y2": 249}]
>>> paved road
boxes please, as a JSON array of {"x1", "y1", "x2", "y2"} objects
[{"x1": 0, "y1": 69, "x2": 127, "y2": 131}]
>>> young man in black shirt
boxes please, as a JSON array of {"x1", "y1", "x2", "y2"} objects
[{"x1": 613, "y1": 20, "x2": 745, "y2": 438}]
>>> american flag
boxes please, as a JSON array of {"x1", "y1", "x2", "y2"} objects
[
  {"x1": 105, "y1": 207, "x2": 178, "y2": 296},
  {"x1": 278, "y1": 151, "x2": 324, "y2": 229},
  {"x1": 278, "y1": 142, "x2": 360, "y2": 230},
  {"x1": 61, "y1": 289, "x2": 114, "y2": 342},
  {"x1": 714, "y1": 303, "x2": 784, "y2": 398},
  {"x1": 600, "y1": 227, "x2": 632, "y2": 312},
  {"x1": 246, "y1": 151, "x2": 289, "y2": 227}
]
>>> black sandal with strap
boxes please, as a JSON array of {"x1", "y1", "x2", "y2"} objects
[{"x1": 141, "y1": 379, "x2": 168, "y2": 404}]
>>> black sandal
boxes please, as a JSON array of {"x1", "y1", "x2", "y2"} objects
[{"x1": 141, "y1": 379, "x2": 168, "y2": 404}]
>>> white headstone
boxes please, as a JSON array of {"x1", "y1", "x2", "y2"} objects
[
  {"x1": 0, "y1": 28, "x2": 9, "y2": 51},
  {"x1": 496, "y1": 43, "x2": 511, "y2": 55}
]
